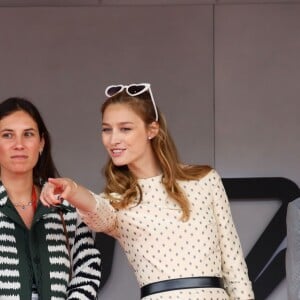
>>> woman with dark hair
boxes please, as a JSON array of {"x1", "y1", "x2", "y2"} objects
[
  {"x1": 41, "y1": 84, "x2": 254, "y2": 300},
  {"x1": 0, "y1": 97, "x2": 101, "y2": 299}
]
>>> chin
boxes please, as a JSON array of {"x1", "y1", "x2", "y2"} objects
[{"x1": 111, "y1": 159, "x2": 127, "y2": 167}]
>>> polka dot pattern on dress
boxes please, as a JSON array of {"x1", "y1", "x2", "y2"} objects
[{"x1": 79, "y1": 170, "x2": 254, "y2": 300}]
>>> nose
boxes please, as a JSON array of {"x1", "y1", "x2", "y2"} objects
[
  {"x1": 13, "y1": 135, "x2": 25, "y2": 149},
  {"x1": 109, "y1": 130, "x2": 121, "y2": 145}
]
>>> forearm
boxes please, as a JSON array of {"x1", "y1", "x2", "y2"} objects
[
  {"x1": 77, "y1": 192, "x2": 118, "y2": 233},
  {"x1": 67, "y1": 183, "x2": 97, "y2": 212}
]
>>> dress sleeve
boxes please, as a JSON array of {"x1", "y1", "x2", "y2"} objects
[
  {"x1": 211, "y1": 170, "x2": 255, "y2": 300},
  {"x1": 77, "y1": 192, "x2": 118, "y2": 235},
  {"x1": 67, "y1": 215, "x2": 101, "y2": 300}
]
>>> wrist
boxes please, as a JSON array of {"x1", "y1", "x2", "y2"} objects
[
  {"x1": 72, "y1": 180, "x2": 78, "y2": 191},
  {"x1": 68, "y1": 179, "x2": 79, "y2": 198}
]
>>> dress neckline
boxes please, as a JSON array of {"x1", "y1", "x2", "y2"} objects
[{"x1": 137, "y1": 173, "x2": 163, "y2": 182}]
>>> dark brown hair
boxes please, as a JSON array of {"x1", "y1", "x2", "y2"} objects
[{"x1": 0, "y1": 97, "x2": 59, "y2": 186}]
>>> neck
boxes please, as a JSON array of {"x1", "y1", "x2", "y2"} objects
[
  {"x1": 1, "y1": 173, "x2": 34, "y2": 196},
  {"x1": 129, "y1": 161, "x2": 161, "y2": 179}
]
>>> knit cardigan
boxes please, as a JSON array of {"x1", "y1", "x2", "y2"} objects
[{"x1": 0, "y1": 182, "x2": 101, "y2": 300}]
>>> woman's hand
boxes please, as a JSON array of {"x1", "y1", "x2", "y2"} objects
[
  {"x1": 40, "y1": 178, "x2": 78, "y2": 207},
  {"x1": 40, "y1": 177, "x2": 97, "y2": 212}
]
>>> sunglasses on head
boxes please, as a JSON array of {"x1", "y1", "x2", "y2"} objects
[{"x1": 105, "y1": 83, "x2": 158, "y2": 122}]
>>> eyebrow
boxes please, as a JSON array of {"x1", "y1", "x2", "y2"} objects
[
  {"x1": 102, "y1": 122, "x2": 134, "y2": 126},
  {"x1": 0, "y1": 127, "x2": 37, "y2": 132},
  {"x1": 24, "y1": 128, "x2": 37, "y2": 131},
  {"x1": 0, "y1": 128, "x2": 14, "y2": 133}
]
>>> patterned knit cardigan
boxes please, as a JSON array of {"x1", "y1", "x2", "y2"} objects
[{"x1": 0, "y1": 183, "x2": 101, "y2": 300}]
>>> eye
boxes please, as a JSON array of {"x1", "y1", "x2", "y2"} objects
[
  {"x1": 102, "y1": 127, "x2": 112, "y2": 133},
  {"x1": 120, "y1": 127, "x2": 132, "y2": 132},
  {"x1": 1, "y1": 132, "x2": 13, "y2": 139},
  {"x1": 24, "y1": 131, "x2": 35, "y2": 137}
]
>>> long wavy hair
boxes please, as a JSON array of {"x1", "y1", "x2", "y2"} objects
[
  {"x1": 101, "y1": 90, "x2": 211, "y2": 221},
  {"x1": 0, "y1": 97, "x2": 59, "y2": 187}
]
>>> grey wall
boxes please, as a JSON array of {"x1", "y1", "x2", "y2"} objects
[
  {"x1": 0, "y1": 3, "x2": 299, "y2": 300},
  {"x1": 214, "y1": 5, "x2": 300, "y2": 299}
]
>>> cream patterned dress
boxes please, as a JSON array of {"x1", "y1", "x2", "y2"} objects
[{"x1": 79, "y1": 169, "x2": 254, "y2": 300}]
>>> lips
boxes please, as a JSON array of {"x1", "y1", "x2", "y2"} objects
[
  {"x1": 111, "y1": 148, "x2": 125, "y2": 157},
  {"x1": 11, "y1": 155, "x2": 28, "y2": 160}
]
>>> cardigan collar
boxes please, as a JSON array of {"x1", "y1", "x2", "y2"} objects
[{"x1": 0, "y1": 182, "x2": 73, "y2": 227}]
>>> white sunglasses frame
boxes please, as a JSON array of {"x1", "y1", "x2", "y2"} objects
[{"x1": 105, "y1": 83, "x2": 158, "y2": 122}]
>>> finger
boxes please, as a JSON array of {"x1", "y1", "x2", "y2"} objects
[
  {"x1": 48, "y1": 178, "x2": 66, "y2": 190},
  {"x1": 40, "y1": 181, "x2": 62, "y2": 206},
  {"x1": 40, "y1": 189, "x2": 52, "y2": 207},
  {"x1": 40, "y1": 182, "x2": 52, "y2": 207},
  {"x1": 49, "y1": 178, "x2": 75, "y2": 201},
  {"x1": 59, "y1": 183, "x2": 73, "y2": 200}
]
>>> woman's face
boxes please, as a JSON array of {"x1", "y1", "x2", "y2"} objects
[
  {"x1": 102, "y1": 103, "x2": 156, "y2": 173},
  {"x1": 0, "y1": 110, "x2": 44, "y2": 177}
]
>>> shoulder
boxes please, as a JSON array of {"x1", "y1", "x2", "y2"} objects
[
  {"x1": 201, "y1": 169, "x2": 225, "y2": 191},
  {"x1": 193, "y1": 168, "x2": 222, "y2": 183},
  {"x1": 178, "y1": 168, "x2": 222, "y2": 190},
  {"x1": 203, "y1": 168, "x2": 222, "y2": 181}
]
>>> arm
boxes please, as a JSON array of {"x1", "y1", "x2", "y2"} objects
[
  {"x1": 67, "y1": 215, "x2": 101, "y2": 300},
  {"x1": 40, "y1": 178, "x2": 118, "y2": 233},
  {"x1": 211, "y1": 170, "x2": 254, "y2": 300},
  {"x1": 40, "y1": 177, "x2": 97, "y2": 212}
]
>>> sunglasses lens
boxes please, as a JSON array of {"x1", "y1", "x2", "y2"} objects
[
  {"x1": 127, "y1": 84, "x2": 147, "y2": 96},
  {"x1": 106, "y1": 86, "x2": 123, "y2": 97}
]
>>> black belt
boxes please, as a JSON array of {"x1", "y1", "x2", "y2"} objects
[{"x1": 141, "y1": 276, "x2": 223, "y2": 298}]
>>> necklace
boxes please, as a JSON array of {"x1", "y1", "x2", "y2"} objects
[{"x1": 11, "y1": 186, "x2": 37, "y2": 211}]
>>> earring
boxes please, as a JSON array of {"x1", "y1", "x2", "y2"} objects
[
  {"x1": 148, "y1": 136, "x2": 152, "y2": 140},
  {"x1": 39, "y1": 149, "x2": 43, "y2": 156}
]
